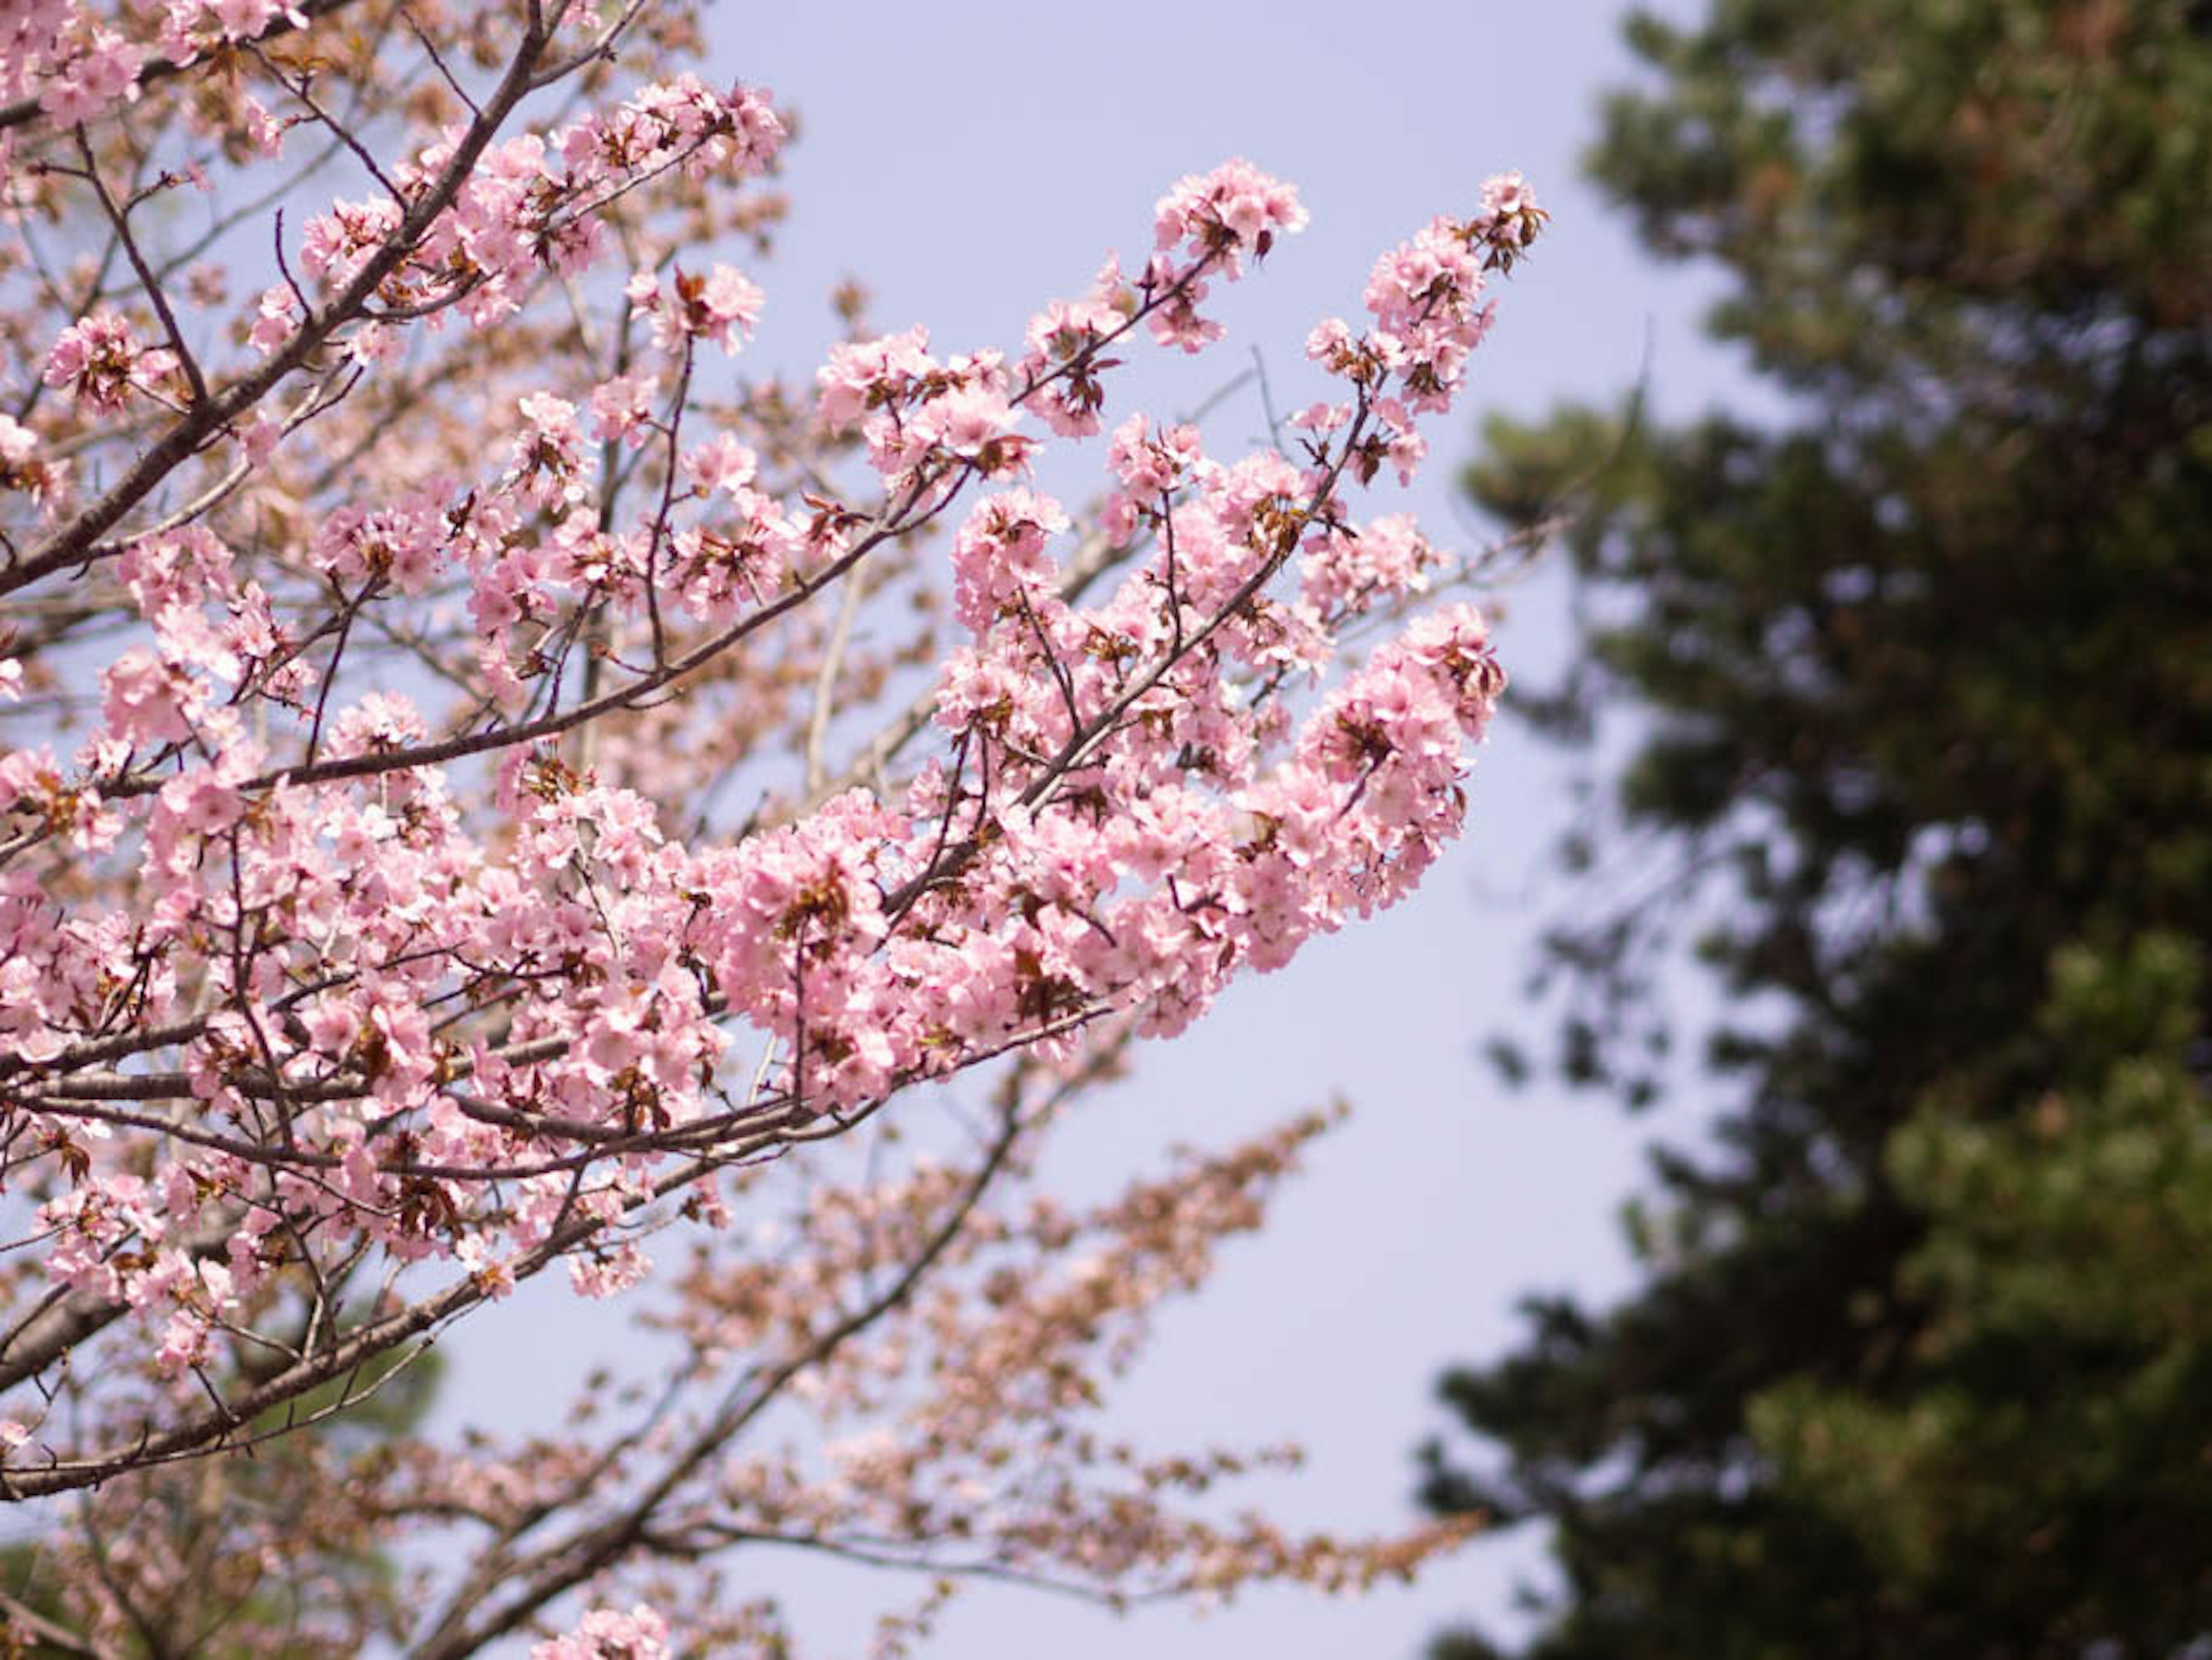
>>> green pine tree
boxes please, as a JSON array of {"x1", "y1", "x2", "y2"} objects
[{"x1": 1421, "y1": 2, "x2": 2212, "y2": 1654}]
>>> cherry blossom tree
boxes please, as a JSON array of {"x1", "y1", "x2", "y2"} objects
[{"x1": 0, "y1": 1, "x2": 1544, "y2": 1651}]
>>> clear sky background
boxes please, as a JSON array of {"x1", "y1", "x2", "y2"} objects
[{"x1": 442, "y1": 2, "x2": 1768, "y2": 1654}]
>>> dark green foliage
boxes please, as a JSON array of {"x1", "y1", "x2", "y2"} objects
[{"x1": 1421, "y1": 2, "x2": 2212, "y2": 1654}]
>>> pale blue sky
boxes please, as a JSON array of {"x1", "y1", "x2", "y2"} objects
[{"x1": 445, "y1": 2, "x2": 1758, "y2": 1654}]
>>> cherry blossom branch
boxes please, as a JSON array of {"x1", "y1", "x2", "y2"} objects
[
  {"x1": 408, "y1": 1076, "x2": 1042, "y2": 1658},
  {"x1": 0, "y1": 40, "x2": 1547, "y2": 1617},
  {"x1": 2, "y1": 5, "x2": 562, "y2": 596},
  {"x1": 0, "y1": 0, "x2": 366, "y2": 134}
]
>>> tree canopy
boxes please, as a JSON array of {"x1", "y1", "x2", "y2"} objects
[
  {"x1": 1421, "y1": 1, "x2": 2212, "y2": 1653},
  {"x1": 0, "y1": 1, "x2": 1544, "y2": 1649}
]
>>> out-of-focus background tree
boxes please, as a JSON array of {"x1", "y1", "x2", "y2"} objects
[
  {"x1": 0, "y1": 1347, "x2": 445, "y2": 1654},
  {"x1": 1419, "y1": 1, "x2": 2212, "y2": 1653}
]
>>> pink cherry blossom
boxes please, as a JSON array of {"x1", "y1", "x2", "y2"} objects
[
  {"x1": 0, "y1": 9, "x2": 1544, "y2": 1643},
  {"x1": 36, "y1": 22, "x2": 142, "y2": 123},
  {"x1": 41, "y1": 311, "x2": 175, "y2": 411},
  {"x1": 534, "y1": 1604, "x2": 672, "y2": 1660}
]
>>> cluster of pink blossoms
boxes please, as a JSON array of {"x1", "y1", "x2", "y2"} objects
[
  {"x1": 4, "y1": 1, "x2": 142, "y2": 126},
  {"x1": 0, "y1": 144, "x2": 1542, "y2": 1379},
  {"x1": 3, "y1": 0, "x2": 331, "y2": 187},
  {"x1": 255, "y1": 73, "x2": 786, "y2": 343},
  {"x1": 0, "y1": 7, "x2": 1544, "y2": 1591},
  {"x1": 156, "y1": 0, "x2": 309, "y2": 63},
  {"x1": 627, "y1": 262, "x2": 765, "y2": 354},
  {"x1": 531, "y1": 1603, "x2": 671, "y2": 1660},
  {"x1": 0, "y1": 415, "x2": 63, "y2": 514},
  {"x1": 1145, "y1": 157, "x2": 1309, "y2": 351},
  {"x1": 41, "y1": 311, "x2": 177, "y2": 413},
  {"x1": 0, "y1": 1, "x2": 1563, "y2": 1640}
]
